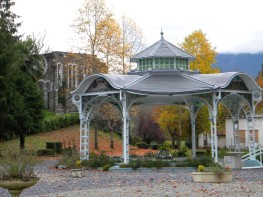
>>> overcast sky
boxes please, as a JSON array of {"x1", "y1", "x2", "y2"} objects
[{"x1": 13, "y1": 0, "x2": 263, "y2": 54}]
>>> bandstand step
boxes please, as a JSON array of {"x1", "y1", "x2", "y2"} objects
[{"x1": 242, "y1": 159, "x2": 262, "y2": 168}]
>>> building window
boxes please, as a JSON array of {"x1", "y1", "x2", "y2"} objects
[
  {"x1": 138, "y1": 58, "x2": 153, "y2": 70},
  {"x1": 138, "y1": 57, "x2": 189, "y2": 70}
]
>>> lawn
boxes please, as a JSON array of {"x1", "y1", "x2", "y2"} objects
[{"x1": 0, "y1": 125, "x2": 158, "y2": 157}]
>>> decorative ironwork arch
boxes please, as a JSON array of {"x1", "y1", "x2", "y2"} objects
[
  {"x1": 79, "y1": 95, "x2": 122, "y2": 160},
  {"x1": 220, "y1": 93, "x2": 254, "y2": 152}
]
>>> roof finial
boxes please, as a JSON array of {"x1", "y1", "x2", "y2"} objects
[{"x1": 160, "y1": 29, "x2": 164, "y2": 40}]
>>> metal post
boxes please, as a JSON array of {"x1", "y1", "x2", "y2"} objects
[
  {"x1": 190, "y1": 109, "x2": 196, "y2": 157},
  {"x1": 121, "y1": 92, "x2": 128, "y2": 164},
  {"x1": 247, "y1": 116, "x2": 255, "y2": 159},
  {"x1": 211, "y1": 92, "x2": 218, "y2": 162},
  {"x1": 126, "y1": 117, "x2": 130, "y2": 163}
]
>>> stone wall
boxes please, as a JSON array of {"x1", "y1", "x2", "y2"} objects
[{"x1": 38, "y1": 51, "x2": 106, "y2": 114}]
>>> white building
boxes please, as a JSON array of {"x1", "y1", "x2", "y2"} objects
[
  {"x1": 198, "y1": 131, "x2": 226, "y2": 148},
  {"x1": 226, "y1": 115, "x2": 263, "y2": 149}
]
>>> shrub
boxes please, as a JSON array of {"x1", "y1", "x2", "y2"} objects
[
  {"x1": 141, "y1": 159, "x2": 170, "y2": 168},
  {"x1": 186, "y1": 156, "x2": 215, "y2": 167},
  {"x1": 37, "y1": 149, "x2": 54, "y2": 156},
  {"x1": 196, "y1": 150, "x2": 208, "y2": 156},
  {"x1": 197, "y1": 165, "x2": 205, "y2": 172},
  {"x1": 182, "y1": 145, "x2": 192, "y2": 157},
  {"x1": 136, "y1": 142, "x2": 149, "y2": 149},
  {"x1": 119, "y1": 163, "x2": 129, "y2": 168},
  {"x1": 126, "y1": 158, "x2": 170, "y2": 169},
  {"x1": 58, "y1": 148, "x2": 80, "y2": 169},
  {"x1": 0, "y1": 147, "x2": 39, "y2": 181},
  {"x1": 128, "y1": 159, "x2": 141, "y2": 170},
  {"x1": 177, "y1": 145, "x2": 192, "y2": 157},
  {"x1": 46, "y1": 142, "x2": 62, "y2": 154},
  {"x1": 170, "y1": 149, "x2": 179, "y2": 157},
  {"x1": 81, "y1": 152, "x2": 115, "y2": 168},
  {"x1": 218, "y1": 148, "x2": 229, "y2": 158},
  {"x1": 102, "y1": 164, "x2": 112, "y2": 171},
  {"x1": 159, "y1": 144, "x2": 171, "y2": 151},
  {"x1": 144, "y1": 152, "x2": 156, "y2": 158},
  {"x1": 130, "y1": 135, "x2": 141, "y2": 146},
  {"x1": 40, "y1": 113, "x2": 79, "y2": 132},
  {"x1": 151, "y1": 144, "x2": 159, "y2": 150}
]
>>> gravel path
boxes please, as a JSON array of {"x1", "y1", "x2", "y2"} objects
[{"x1": 0, "y1": 160, "x2": 262, "y2": 197}]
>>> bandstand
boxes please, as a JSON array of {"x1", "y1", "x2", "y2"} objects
[{"x1": 72, "y1": 32, "x2": 262, "y2": 165}]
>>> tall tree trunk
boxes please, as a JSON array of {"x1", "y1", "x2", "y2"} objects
[
  {"x1": 176, "y1": 134, "x2": 181, "y2": 148},
  {"x1": 19, "y1": 131, "x2": 25, "y2": 149},
  {"x1": 178, "y1": 107, "x2": 182, "y2": 148},
  {"x1": 94, "y1": 126, "x2": 99, "y2": 150},
  {"x1": 171, "y1": 133, "x2": 176, "y2": 149},
  {"x1": 110, "y1": 129, "x2": 114, "y2": 149},
  {"x1": 108, "y1": 121, "x2": 115, "y2": 149}
]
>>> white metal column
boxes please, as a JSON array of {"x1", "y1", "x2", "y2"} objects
[
  {"x1": 210, "y1": 92, "x2": 219, "y2": 162},
  {"x1": 80, "y1": 119, "x2": 90, "y2": 160},
  {"x1": 232, "y1": 117, "x2": 240, "y2": 152},
  {"x1": 121, "y1": 91, "x2": 129, "y2": 164},
  {"x1": 188, "y1": 105, "x2": 197, "y2": 157},
  {"x1": 247, "y1": 116, "x2": 256, "y2": 159}
]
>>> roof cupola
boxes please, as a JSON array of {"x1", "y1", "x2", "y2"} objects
[{"x1": 130, "y1": 32, "x2": 195, "y2": 71}]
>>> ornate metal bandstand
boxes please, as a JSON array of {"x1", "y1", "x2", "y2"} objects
[{"x1": 72, "y1": 32, "x2": 262, "y2": 165}]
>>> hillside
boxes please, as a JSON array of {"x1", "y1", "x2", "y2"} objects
[
  {"x1": 0, "y1": 125, "x2": 157, "y2": 157},
  {"x1": 213, "y1": 53, "x2": 263, "y2": 78}
]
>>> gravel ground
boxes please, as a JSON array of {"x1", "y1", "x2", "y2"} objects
[{"x1": 0, "y1": 160, "x2": 262, "y2": 197}]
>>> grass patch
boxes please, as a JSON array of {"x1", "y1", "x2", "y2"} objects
[
  {"x1": 43, "y1": 110, "x2": 57, "y2": 119},
  {"x1": 0, "y1": 125, "x2": 124, "y2": 156}
]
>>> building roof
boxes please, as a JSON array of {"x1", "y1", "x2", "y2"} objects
[
  {"x1": 72, "y1": 70, "x2": 262, "y2": 95},
  {"x1": 130, "y1": 32, "x2": 195, "y2": 62}
]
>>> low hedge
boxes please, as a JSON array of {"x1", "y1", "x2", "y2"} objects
[
  {"x1": 37, "y1": 149, "x2": 54, "y2": 156},
  {"x1": 46, "y1": 142, "x2": 63, "y2": 154},
  {"x1": 136, "y1": 142, "x2": 149, "y2": 149},
  {"x1": 40, "y1": 113, "x2": 79, "y2": 132}
]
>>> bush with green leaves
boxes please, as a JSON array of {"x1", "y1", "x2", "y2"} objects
[
  {"x1": 177, "y1": 156, "x2": 215, "y2": 167},
  {"x1": 218, "y1": 148, "x2": 229, "y2": 158},
  {"x1": 196, "y1": 150, "x2": 208, "y2": 156},
  {"x1": 41, "y1": 113, "x2": 79, "y2": 132},
  {"x1": 119, "y1": 163, "x2": 129, "y2": 168},
  {"x1": 124, "y1": 158, "x2": 171, "y2": 169},
  {"x1": 136, "y1": 142, "x2": 149, "y2": 149},
  {"x1": 181, "y1": 144, "x2": 192, "y2": 157},
  {"x1": 159, "y1": 143, "x2": 171, "y2": 151},
  {"x1": 58, "y1": 148, "x2": 80, "y2": 169},
  {"x1": 102, "y1": 164, "x2": 112, "y2": 171},
  {"x1": 81, "y1": 151, "x2": 115, "y2": 168},
  {"x1": 170, "y1": 149, "x2": 179, "y2": 157}
]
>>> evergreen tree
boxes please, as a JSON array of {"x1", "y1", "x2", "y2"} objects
[{"x1": 0, "y1": 0, "x2": 44, "y2": 147}]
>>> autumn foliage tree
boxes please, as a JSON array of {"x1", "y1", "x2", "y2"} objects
[
  {"x1": 92, "y1": 103, "x2": 122, "y2": 149},
  {"x1": 256, "y1": 64, "x2": 263, "y2": 114},
  {"x1": 157, "y1": 105, "x2": 190, "y2": 149},
  {"x1": 97, "y1": 16, "x2": 122, "y2": 73},
  {"x1": 136, "y1": 107, "x2": 165, "y2": 145},
  {"x1": 72, "y1": 0, "x2": 145, "y2": 75},
  {"x1": 72, "y1": 0, "x2": 111, "y2": 73},
  {"x1": 180, "y1": 29, "x2": 219, "y2": 74}
]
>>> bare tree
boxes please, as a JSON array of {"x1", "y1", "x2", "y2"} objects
[
  {"x1": 118, "y1": 15, "x2": 145, "y2": 74},
  {"x1": 29, "y1": 31, "x2": 52, "y2": 54}
]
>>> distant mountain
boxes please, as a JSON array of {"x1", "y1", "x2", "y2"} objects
[{"x1": 212, "y1": 53, "x2": 263, "y2": 78}]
